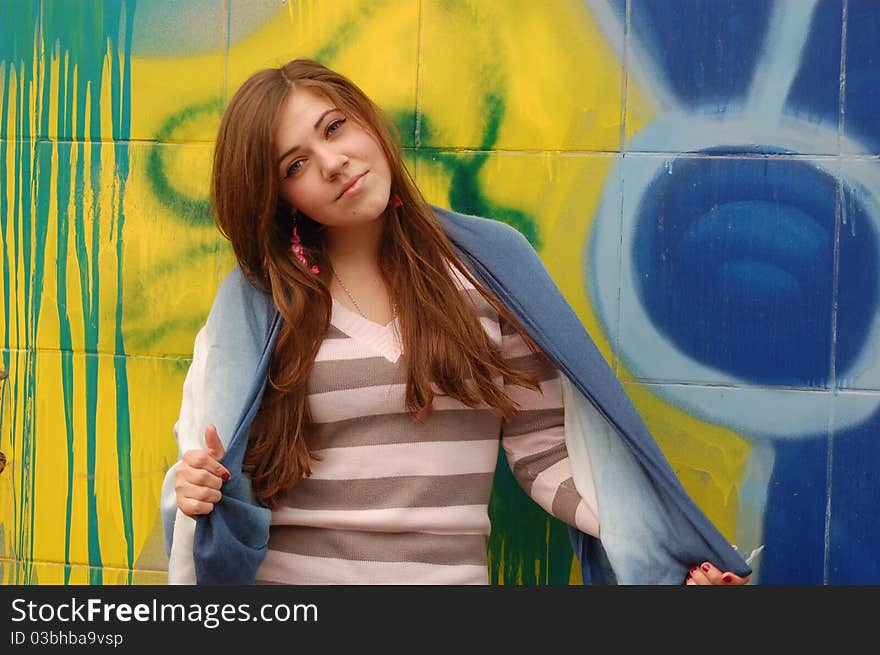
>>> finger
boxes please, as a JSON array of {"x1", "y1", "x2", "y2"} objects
[
  {"x1": 204, "y1": 424, "x2": 227, "y2": 462},
  {"x1": 180, "y1": 481, "x2": 222, "y2": 504},
  {"x1": 687, "y1": 565, "x2": 712, "y2": 585},
  {"x1": 182, "y1": 466, "x2": 224, "y2": 490},
  {"x1": 720, "y1": 571, "x2": 751, "y2": 585},
  {"x1": 178, "y1": 498, "x2": 216, "y2": 517},
  {"x1": 697, "y1": 561, "x2": 726, "y2": 585},
  {"x1": 182, "y1": 447, "x2": 230, "y2": 482}
]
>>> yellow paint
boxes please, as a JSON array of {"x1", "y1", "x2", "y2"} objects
[
  {"x1": 100, "y1": 52, "x2": 114, "y2": 142},
  {"x1": 125, "y1": 357, "x2": 192, "y2": 570},
  {"x1": 226, "y1": 0, "x2": 418, "y2": 122},
  {"x1": 1, "y1": 0, "x2": 755, "y2": 583},
  {"x1": 118, "y1": 143, "x2": 220, "y2": 357},
  {"x1": 0, "y1": 559, "x2": 167, "y2": 585},
  {"x1": 420, "y1": 0, "x2": 623, "y2": 151},
  {"x1": 625, "y1": 385, "x2": 750, "y2": 538},
  {"x1": 625, "y1": 73, "x2": 656, "y2": 142}
]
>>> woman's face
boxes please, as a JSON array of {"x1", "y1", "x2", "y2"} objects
[{"x1": 274, "y1": 86, "x2": 392, "y2": 229}]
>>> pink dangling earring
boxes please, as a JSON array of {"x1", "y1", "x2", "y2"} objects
[
  {"x1": 290, "y1": 222, "x2": 320, "y2": 275},
  {"x1": 392, "y1": 193, "x2": 403, "y2": 208}
]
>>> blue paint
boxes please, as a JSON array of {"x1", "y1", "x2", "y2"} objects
[
  {"x1": 836, "y1": 180, "x2": 878, "y2": 388},
  {"x1": 843, "y1": 0, "x2": 880, "y2": 153},
  {"x1": 784, "y1": 0, "x2": 842, "y2": 129},
  {"x1": 129, "y1": 0, "x2": 225, "y2": 57},
  {"x1": 629, "y1": 0, "x2": 772, "y2": 110},
  {"x1": 760, "y1": 434, "x2": 829, "y2": 583},
  {"x1": 633, "y1": 154, "x2": 846, "y2": 388},
  {"x1": 828, "y1": 408, "x2": 880, "y2": 583}
]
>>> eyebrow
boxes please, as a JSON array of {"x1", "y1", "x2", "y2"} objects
[{"x1": 276, "y1": 108, "x2": 338, "y2": 165}]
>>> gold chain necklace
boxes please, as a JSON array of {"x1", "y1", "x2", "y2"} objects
[
  {"x1": 330, "y1": 265, "x2": 397, "y2": 321},
  {"x1": 331, "y1": 266, "x2": 366, "y2": 318}
]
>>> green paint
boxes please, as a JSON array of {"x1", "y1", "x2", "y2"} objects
[
  {"x1": 112, "y1": 0, "x2": 137, "y2": 583},
  {"x1": 125, "y1": 315, "x2": 209, "y2": 352},
  {"x1": 114, "y1": 155, "x2": 135, "y2": 571},
  {"x1": 312, "y1": 0, "x2": 378, "y2": 69},
  {"x1": 1, "y1": 0, "x2": 137, "y2": 584},
  {"x1": 55, "y1": 143, "x2": 76, "y2": 585},
  {"x1": 488, "y1": 452, "x2": 574, "y2": 584},
  {"x1": 1, "y1": 0, "x2": 558, "y2": 586},
  {"x1": 416, "y1": 75, "x2": 557, "y2": 580},
  {"x1": 385, "y1": 109, "x2": 416, "y2": 150},
  {"x1": 146, "y1": 100, "x2": 220, "y2": 225},
  {"x1": 0, "y1": 0, "x2": 42, "y2": 583}
]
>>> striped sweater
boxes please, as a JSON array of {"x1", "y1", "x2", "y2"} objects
[{"x1": 254, "y1": 267, "x2": 599, "y2": 585}]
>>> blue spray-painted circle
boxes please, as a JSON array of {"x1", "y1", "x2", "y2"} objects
[{"x1": 633, "y1": 150, "x2": 876, "y2": 386}]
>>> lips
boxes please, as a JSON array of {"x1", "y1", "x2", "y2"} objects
[{"x1": 336, "y1": 172, "x2": 367, "y2": 200}]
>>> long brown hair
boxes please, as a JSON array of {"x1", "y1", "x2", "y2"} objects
[{"x1": 212, "y1": 59, "x2": 543, "y2": 507}]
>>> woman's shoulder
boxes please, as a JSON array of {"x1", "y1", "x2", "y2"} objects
[
  {"x1": 205, "y1": 265, "x2": 275, "y2": 338},
  {"x1": 430, "y1": 205, "x2": 536, "y2": 255}
]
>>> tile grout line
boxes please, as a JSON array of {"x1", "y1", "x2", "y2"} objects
[{"x1": 612, "y1": 0, "x2": 631, "y2": 376}]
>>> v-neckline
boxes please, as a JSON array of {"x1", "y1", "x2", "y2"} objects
[{"x1": 330, "y1": 298, "x2": 402, "y2": 363}]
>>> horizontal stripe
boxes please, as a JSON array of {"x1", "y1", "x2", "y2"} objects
[
  {"x1": 449, "y1": 263, "x2": 476, "y2": 290},
  {"x1": 503, "y1": 407, "x2": 565, "y2": 438},
  {"x1": 480, "y1": 316, "x2": 502, "y2": 344},
  {"x1": 315, "y1": 335, "x2": 382, "y2": 362},
  {"x1": 308, "y1": 355, "x2": 408, "y2": 394},
  {"x1": 501, "y1": 332, "x2": 533, "y2": 358},
  {"x1": 312, "y1": 409, "x2": 501, "y2": 449},
  {"x1": 512, "y1": 441, "x2": 569, "y2": 484},
  {"x1": 551, "y1": 477, "x2": 581, "y2": 528},
  {"x1": 308, "y1": 440, "x2": 500, "y2": 480},
  {"x1": 270, "y1": 504, "x2": 491, "y2": 535},
  {"x1": 309, "y1": 382, "x2": 497, "y2": 423},
  {"x1": 506, "y1": 352, "x2": 558, "y2": 383},
  {"x1": 523, "y1": 458, "x2": 576, "y2": 514},
  {"x1": 500, "y1": 316, "x2": 520, "y2": 337},
  {"x1": 505, "y1": 377, "x2": 564, "y2": 412},
  {"x1": 267, "y1": 526, "x2": 488, "y2": 566},
  {"x1": 462, "y1": 287, "x2": 498, "y2": 320},
  {"x1": 282, "y1": 472, "x2": 496, "y2": 511},
  {"x1": 324, "y1": 325, "x2": 349, "y2": 340},
  {"x1": 502, "y1": 424, "x2": 567, "y2": 464},
  {"x1": 255, "y1": 548, "x2": 487, "y2": 585}
]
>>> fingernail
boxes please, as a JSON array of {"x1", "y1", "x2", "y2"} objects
[
  {"x1": 222, "y1": 472, "x2": 230, "y2": 482},
  {"x1": 722, "y1": 574, "x2": 732, "y2": 583},
  {"x1": 701, "y1": 563, "x2": 711, "y2": 573}
]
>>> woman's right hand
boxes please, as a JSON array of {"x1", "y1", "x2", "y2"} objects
[{"x1": 175, "y1": 424, "x2": 231, "y2": 518}]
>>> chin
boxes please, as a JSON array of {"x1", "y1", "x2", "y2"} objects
[{"x1": 353, "y1": 195, "x2": 392, "y2": 221}]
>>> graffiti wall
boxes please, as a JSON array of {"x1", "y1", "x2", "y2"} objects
[{"x1": 0, "y1": 0, "x2": 877, "y2": 585}]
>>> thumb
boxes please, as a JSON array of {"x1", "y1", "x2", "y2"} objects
[{"x1": 204, "y1": 424, "x2": 226, "y2": 460}]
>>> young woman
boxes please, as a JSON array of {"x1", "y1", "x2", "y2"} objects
[{"x1": 161, "y1": 59, "x2": 751, "y2": 586}]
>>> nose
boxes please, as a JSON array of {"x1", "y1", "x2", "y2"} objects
[{"x1": 315, "y1": 144, "x2": 348, "y2": 179}]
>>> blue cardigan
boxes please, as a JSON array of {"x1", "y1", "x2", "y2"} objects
[{"x1": 161, "y1": 206, "x2": 751, "y2": 584}]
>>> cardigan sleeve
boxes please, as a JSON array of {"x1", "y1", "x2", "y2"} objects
[
  {"x1": 498, "y1": 316, "x2": 600, "y2": 538},
  {"x1": 163, "y1": 325, "x2": 210, "y2": 585}
]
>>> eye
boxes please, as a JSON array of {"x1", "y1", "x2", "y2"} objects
[
  {"x1": 284, "y1": 159, "x2": 305, "y2": 179},
  {"x1": 326, "y1": 117, "x2": 346, "y2": 136}
]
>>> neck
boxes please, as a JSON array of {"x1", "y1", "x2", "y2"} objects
[{"x1": 324, "y1": 213, "x2": 386, "y2": 268}]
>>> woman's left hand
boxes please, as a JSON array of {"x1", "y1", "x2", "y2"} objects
[{"x1": 685, "y1": 561, "x2": 750, "y2": 585}]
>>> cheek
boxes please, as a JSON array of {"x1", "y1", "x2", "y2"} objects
[{"x1": 280, "y1": 180, "x2": 318, "y2": 213}]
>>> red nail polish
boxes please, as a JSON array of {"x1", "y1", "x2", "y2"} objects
[
  {"x1": 722, "y1": 574, "x2": 733, "y2": 583},
  {"x1": 701, "y1": 563, "x2": 711, "y2": 573},
  {"x1": 222, "y1": 472, "x2": 230, "y2": 482}
]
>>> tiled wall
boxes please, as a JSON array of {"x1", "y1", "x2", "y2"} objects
[{"x1": 1, "y1": 0, "x2": 877, "y2": 584}]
